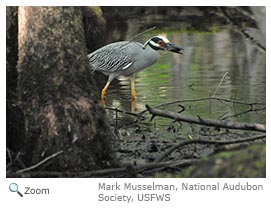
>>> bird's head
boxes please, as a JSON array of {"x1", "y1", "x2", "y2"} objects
[{"x1": 145, "y1": 36, "x2": 184, "y2": 54}]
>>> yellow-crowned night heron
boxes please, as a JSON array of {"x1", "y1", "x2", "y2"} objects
[{"x1": 88, "y1": 36, "x2": 183, "y2": 99}]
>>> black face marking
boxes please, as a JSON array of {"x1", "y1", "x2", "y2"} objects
[
  {"x1": 148, "y1": 37, "x2": 165, "y2": 50},
  {"x1": 148, "y1": 42, "x2": 161, "y2": 50},
  {"x1": 151, "y1": 37, "x2": 163, "y2": 43}
]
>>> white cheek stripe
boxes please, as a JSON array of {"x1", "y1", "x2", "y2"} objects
[{"x1": 149, "y1": 40, "x2": 160, "y2": 48}]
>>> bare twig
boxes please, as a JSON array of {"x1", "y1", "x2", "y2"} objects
[
  {"x1": 106, "y1": 107, "x2": 142, "y2": 118},
  {"x1": 219, "y1": 7, "x2": 266, "y2": 52},
  {"x1": 138, "y1": 96, "x2": 265, "y2": 118},
  {"x1": 9, "y1": 159, "x2": 197, "y2": 177},
  {"x1": 136, "y1": 159, "x2": 198, "y2": 174},
  {"x1": 146, "y1": 104, "x2": 266, "y2": 132},
  {"x1": 16, "y1": 150, "x2": 63, "y2": 174},
  {"x1": 155, "y1": 97, "x2": 265, "y2": 108},
  {"x1": 118, "y1": 27, "x2": 157, "y2": 50},
  {"x1": 155, "y1": 133, "x2": 266, "y2": 163},
  {"x1": 128, "y1": 26, "x2": 157, "y2": 42},
  {"x1": 6, "y1": 148, "x2": 12, "y2": 164},
  {"x1": 212, "y1": 72, "x2": 229, "y2": 97},
  {"x1": 106, "y1": 107, "x2": 146, "y2": 130},
  {"x1": 221, "y1": 107, "x2": 265, "y2": 120}
]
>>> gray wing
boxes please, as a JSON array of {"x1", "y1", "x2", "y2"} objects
[{"x1": 88, "y1": 41, "x2": 139, "y2": 73}]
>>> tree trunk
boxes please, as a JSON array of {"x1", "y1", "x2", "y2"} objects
[
  {"x1": 82, "y1": 7, "x2": 108, "y2": 90},
  {"x1": 17, "y1": 6, "x2": 117, "y2": 172},
  {"x1": 6, "y1": 7, "x2": 25, "y2": 153},
  {"x1": 82, "y1": 7, "x2": 106, "y2": 53}
]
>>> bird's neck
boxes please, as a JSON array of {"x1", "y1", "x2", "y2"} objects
[{"x1": 142, "y1": 43, "x2": 160, "y2": 62}]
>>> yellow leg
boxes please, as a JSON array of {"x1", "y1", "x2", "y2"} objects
[
  {"x1": 131, "y1": 76, "x2": 137, "y2": 100},
  {"x1": 130, "y1": 76, "x2": 137, "y2": 112},
  {"x1": 131, "y1": 98, "x2": 136, "y2": 112},
  {"x1": 101, "y1": 81, "x2": 110, "y2": 99}
]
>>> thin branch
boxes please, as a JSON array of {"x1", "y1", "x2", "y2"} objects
[
  {"x1": 106, "y1": 107, "x2": 142, "y2": 118},
  {"x1": 138, "y1": 96, "x2": 265, "y2": 118},
  {"x1": 9, "y1": 159, "x2": 198, "y2": 177},
  {"x1": 155, "y1": 97, "x2": 265, "y2": 108},
  {"x1": 136, "y1": 159, "x2": 198, "y2": 174},
  {"x1": 146, "y1": 104, "x2": 266, "y2": 132},
  {"x1": 221, "y1": 107, "x2": 266, "y2": 120},
  {"x1": 128, "y1": 26, "x2": 157, "y2": 42},
  {"x1": 219, "y1": 7, "x2": 266, "y2": 52},
  {"x1": 6, "y1": 148, "x2": 13, "y2": 164},
  {"x1": 212, "y1": 72, "x2": 229, "y2": 97},
  {"x1": 155, "y1": 133, "x2": 266, "y2": 163},
  {"x1": 9, "y1": 132, "x2": 265, "y2": 177},
  {"x1": 118, "y1": 27, "x2": 157, "y2": 50},
  {"x1": 16, "y1": 150, "x2": 63, "y2": 174}
]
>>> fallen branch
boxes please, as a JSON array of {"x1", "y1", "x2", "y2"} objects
[
  {"x1": 9, "y1": 159, "x2": 197, "y2": 177},
  {"x1": 16, "y1": 150, "x2": 63, "y2": 174},
  {"x1": 146, "y1": 104, "x2": 266, "y2": 132},
  {"x1": 155, "y1": 133, "x2": 266, "y2": 163}
]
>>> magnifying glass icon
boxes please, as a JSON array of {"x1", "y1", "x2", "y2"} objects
[{"x1": 9, "y1": 183, "x2": 23, "y2": 197}]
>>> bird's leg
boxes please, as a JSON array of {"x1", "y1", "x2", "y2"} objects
[
  {"x1": 130, "y1": 75, "x2": 137, "y2": 100},
  {"x1": 101, "y1": 81, "x2": 110, "y2": 99},
  {"x1": 131, "y1": 98, "x2": 136, "y2": 112}
]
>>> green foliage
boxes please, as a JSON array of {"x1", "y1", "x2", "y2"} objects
[
  {"x1": 182, "y1": 144, "x2": 265, "y2": 178},
  {"x1": 154, "y1": 143, "x2": 265, "y2": 178}
]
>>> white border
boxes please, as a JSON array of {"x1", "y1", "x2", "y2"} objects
[
  {"x1": 1, "y1": 1, "x2": 269, "y2": 208},
  {"x1": 0, "y1": 6, "x2": 6, "y2": 182},
  {"x1": 2, "y1": 0, "x2": 271, "y2": 6}
]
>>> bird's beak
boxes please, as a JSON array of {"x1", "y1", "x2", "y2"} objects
[{"x1": 166, "y1": 42, "x2": 184, "y2": 54}]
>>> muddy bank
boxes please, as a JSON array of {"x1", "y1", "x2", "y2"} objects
[{"x1": 112, "y1": 118, "x2": 265, "y2": 177}]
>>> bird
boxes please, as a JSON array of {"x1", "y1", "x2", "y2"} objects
[{"x1": 88, "y1": 36, "x2": 184, "y2": 100}]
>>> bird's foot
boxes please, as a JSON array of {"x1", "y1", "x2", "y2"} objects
[{"x1": 101, "y1": 97, "x2": 107, "y2": 107}]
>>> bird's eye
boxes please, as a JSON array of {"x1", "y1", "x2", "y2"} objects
[{"x1": 158, "y1": 40, "x2": 166, "y2": 48}]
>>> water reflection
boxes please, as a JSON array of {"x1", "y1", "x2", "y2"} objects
[{"x1": 101, "y1": 19, "x2": 265, "y2": 124}]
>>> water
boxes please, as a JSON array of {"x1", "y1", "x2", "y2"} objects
[{"x1": 102, "y1": 19, "x2": 266, "y2": 126}]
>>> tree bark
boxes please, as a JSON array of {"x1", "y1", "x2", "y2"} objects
[
  {"x1": 7, "y1": 7, "x2": 18, "y2": 92},
  {"x1": 17, "y1": 7, "x2": 117, "y2": 172},
  {"x1": 82, "y1": 7, "x2": 106, "y2": 53},
  {"x1": 82, "y1": 7, "x2": 108, "y2": 90},
  {"x1": 6, "y1": 7, "x2": 25, "y2": 152}
]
